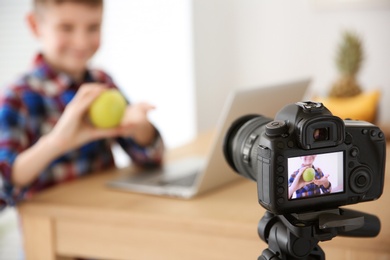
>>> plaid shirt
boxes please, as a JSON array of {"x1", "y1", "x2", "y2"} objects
[
  {"x1": 0, "y1": 54, "x2": 164, "y2": 208},
  {"x1": 288, "y1": 165, "x2": 331, "y2": 199}
]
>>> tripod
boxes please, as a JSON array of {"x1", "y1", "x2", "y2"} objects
[{"x1": 257, "y1": 208, "x2": 381, "y2": 260}]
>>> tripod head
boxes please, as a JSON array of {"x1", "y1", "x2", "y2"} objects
[{"x1": 258, "y1": 208, "x2": 381, "y2": 260}]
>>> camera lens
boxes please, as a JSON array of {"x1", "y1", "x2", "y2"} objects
[
  {"x1": 313, "y1": 128, "x2": 329, "y2": 141},
  {"x1": 223, "y1": 115, "x2": 273, "y2": 181}
]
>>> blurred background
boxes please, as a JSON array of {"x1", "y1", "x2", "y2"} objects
[{"x1": 1, "y1": 0, "x2": 390, "y2": 259}]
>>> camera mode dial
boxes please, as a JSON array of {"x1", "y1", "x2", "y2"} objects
[{"x1": 266, "y1": 120, "x2": 288, "y2": 137}]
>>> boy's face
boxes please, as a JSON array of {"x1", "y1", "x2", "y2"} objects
[
  {"x1": 301, "y1": 155, "x2": 316, "y2": 166},
  {"x1": 29, "y1": 2, "x2": 103, "y2": 79}
]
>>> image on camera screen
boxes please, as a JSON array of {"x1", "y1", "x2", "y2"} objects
[{"x1": 287, "y1": 151, "x2": 344, "y2": 200}]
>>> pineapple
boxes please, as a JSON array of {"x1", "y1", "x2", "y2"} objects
[
  {"x1": 317, "y1": 30, "x2": 380, "y2": 123},
  {"x1": 329, "y1": 31, "x2": 364, "y2": 98}
]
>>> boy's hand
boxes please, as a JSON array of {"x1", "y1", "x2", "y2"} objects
[
  {"x1": 313, "y1": 174, "x2": 330, "y2": 189},
  {"x1": 288, "y1": 166, "x2": 311, "y2": 199},
  {"x1": 118, "y1": 102, "x2": 157, "y2": 146},
  {"x1": 46, "y1": 83, "x2": 121, "y2": 153}
]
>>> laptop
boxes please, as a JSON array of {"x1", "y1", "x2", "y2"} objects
[{"x1": 107, "y1": 79, "x2": 310, "y2": 198}]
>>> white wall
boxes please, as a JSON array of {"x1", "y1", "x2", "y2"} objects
[
  {"x1": 0, "y1": 2, "x2": 39, "y2": 83},
  {"x1": 94, "y1": 0, "x2": 195, "y2": 149},
  {"x1": 0, "y1": 0, "x2": 195, "y2": 151},
  {"x1": 193, "y1": 0, "x2": 390, "y2": 132},
  {"x1": 192, "y1": 0, "x2": 242, "y2": 133}
]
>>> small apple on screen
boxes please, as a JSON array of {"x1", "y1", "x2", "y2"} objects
[
  {"x1": 302, "y1": 168, "x2": 315, "y2": 182},
  {"x1": 88, "y1": 89, "x2": 127, "y2": 128}
]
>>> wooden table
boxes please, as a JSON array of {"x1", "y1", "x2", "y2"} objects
[{"x1": 17, "y1": 132, "x2": 390, "y2": 260}]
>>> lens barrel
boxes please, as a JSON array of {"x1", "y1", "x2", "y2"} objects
[{"x1": 223, "y1": 115, "x2": 273, "y2": 181}]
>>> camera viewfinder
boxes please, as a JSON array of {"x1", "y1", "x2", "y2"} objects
[{"x1": 313, "y1": 128, "x2": 329, "y2": 141}]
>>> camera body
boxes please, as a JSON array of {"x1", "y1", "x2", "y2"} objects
[{"x1": 224, "y1": 101, "x2": 386, "y2": 215}]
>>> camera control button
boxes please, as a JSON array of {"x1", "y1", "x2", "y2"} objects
[
  {"x1": 277, "y1": 155, "x2": 284, "y2": 163},
  {"x1": 357, "y1": 175, "x2": 367, "y2": 186},
  {"x1": 370, "y1": 130, "x2": 377, "y2": 137},
  {"x1": 345, "y1": 133, "x2": 352, "y2": 145},
  {"x1": 350, "y1": 167, "x2": 372, "y2": 194},
  {"x1": 277, "y1": 187, "x2": 284, "y2": 194},
  {"x1": 277, "y1": 197, "x2": 285, "y2": 204},
  {"x1": 350, "y1": 148, "x2": 359, "y2": 158},
  {"x1": 277, "y1": 166, "x2": 284, "y2": 173},
  {"x1": 348, "y1": 162, "x2": 355, "y2": 168},
  {"x1": 277, "y1": 176, "x2": 284, "y2": 184},
  {"x1": 362, "y1": 129, "x2": 368, "y2": 135},
  {"x1": 266, "y1": 120, "x2": 288, "y2": 137}
]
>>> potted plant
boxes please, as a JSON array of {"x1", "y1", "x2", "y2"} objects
[{"x1": 316, "y1": 31, "x2": 380, "y2": 123}]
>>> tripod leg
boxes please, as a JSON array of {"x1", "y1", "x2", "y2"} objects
[
  {"x1": 307, "y1": 245, "x2": 325, "y2": 260},
  {"x1": 258, "y1": 246, "x2": 324, "y2": 260},
  {"x1": 258, "y1": 248, "x2": 281, "y2": 260}
]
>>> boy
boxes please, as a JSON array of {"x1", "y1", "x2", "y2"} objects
[
  {"x1": 288, "y1": 155, "x2": 331, "y2": 199},
  {"x1": 0, "y1": 0, "x2": 164, "y2": 209}
]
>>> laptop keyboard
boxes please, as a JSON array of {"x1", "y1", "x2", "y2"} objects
[
  {"x1": 120, "y1": 157, "x2": 205, "y2": 188},
  {"x1": 125, "y1": 171, "x2": 199, "y2": 187},
  {"x1": 159, "y1": 173, "x2": 198, "y2": 187}
]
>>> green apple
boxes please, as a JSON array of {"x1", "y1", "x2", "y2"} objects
[
  {"x1": 88, "y1": 89, "x2": 127, "y2": 128},
  {"x1": 302, "y1": 168, "x2": 315, "y2": 182}
]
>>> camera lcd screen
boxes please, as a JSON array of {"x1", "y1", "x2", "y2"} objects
[{"x1": 287, "y1": 151, "x2": 344, "y2": 200}]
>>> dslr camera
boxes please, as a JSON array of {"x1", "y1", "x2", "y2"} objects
[{"x1": 224, "y1": 101, "x2": 386, "y2": 215}]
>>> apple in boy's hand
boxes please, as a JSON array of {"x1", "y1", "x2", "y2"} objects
[
  {"x1": 302, "y1": 168, "x2": 315, "y2": 182},
  {"x1": 88, "y1": 89, "x2": 127, "y2": 128}
]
